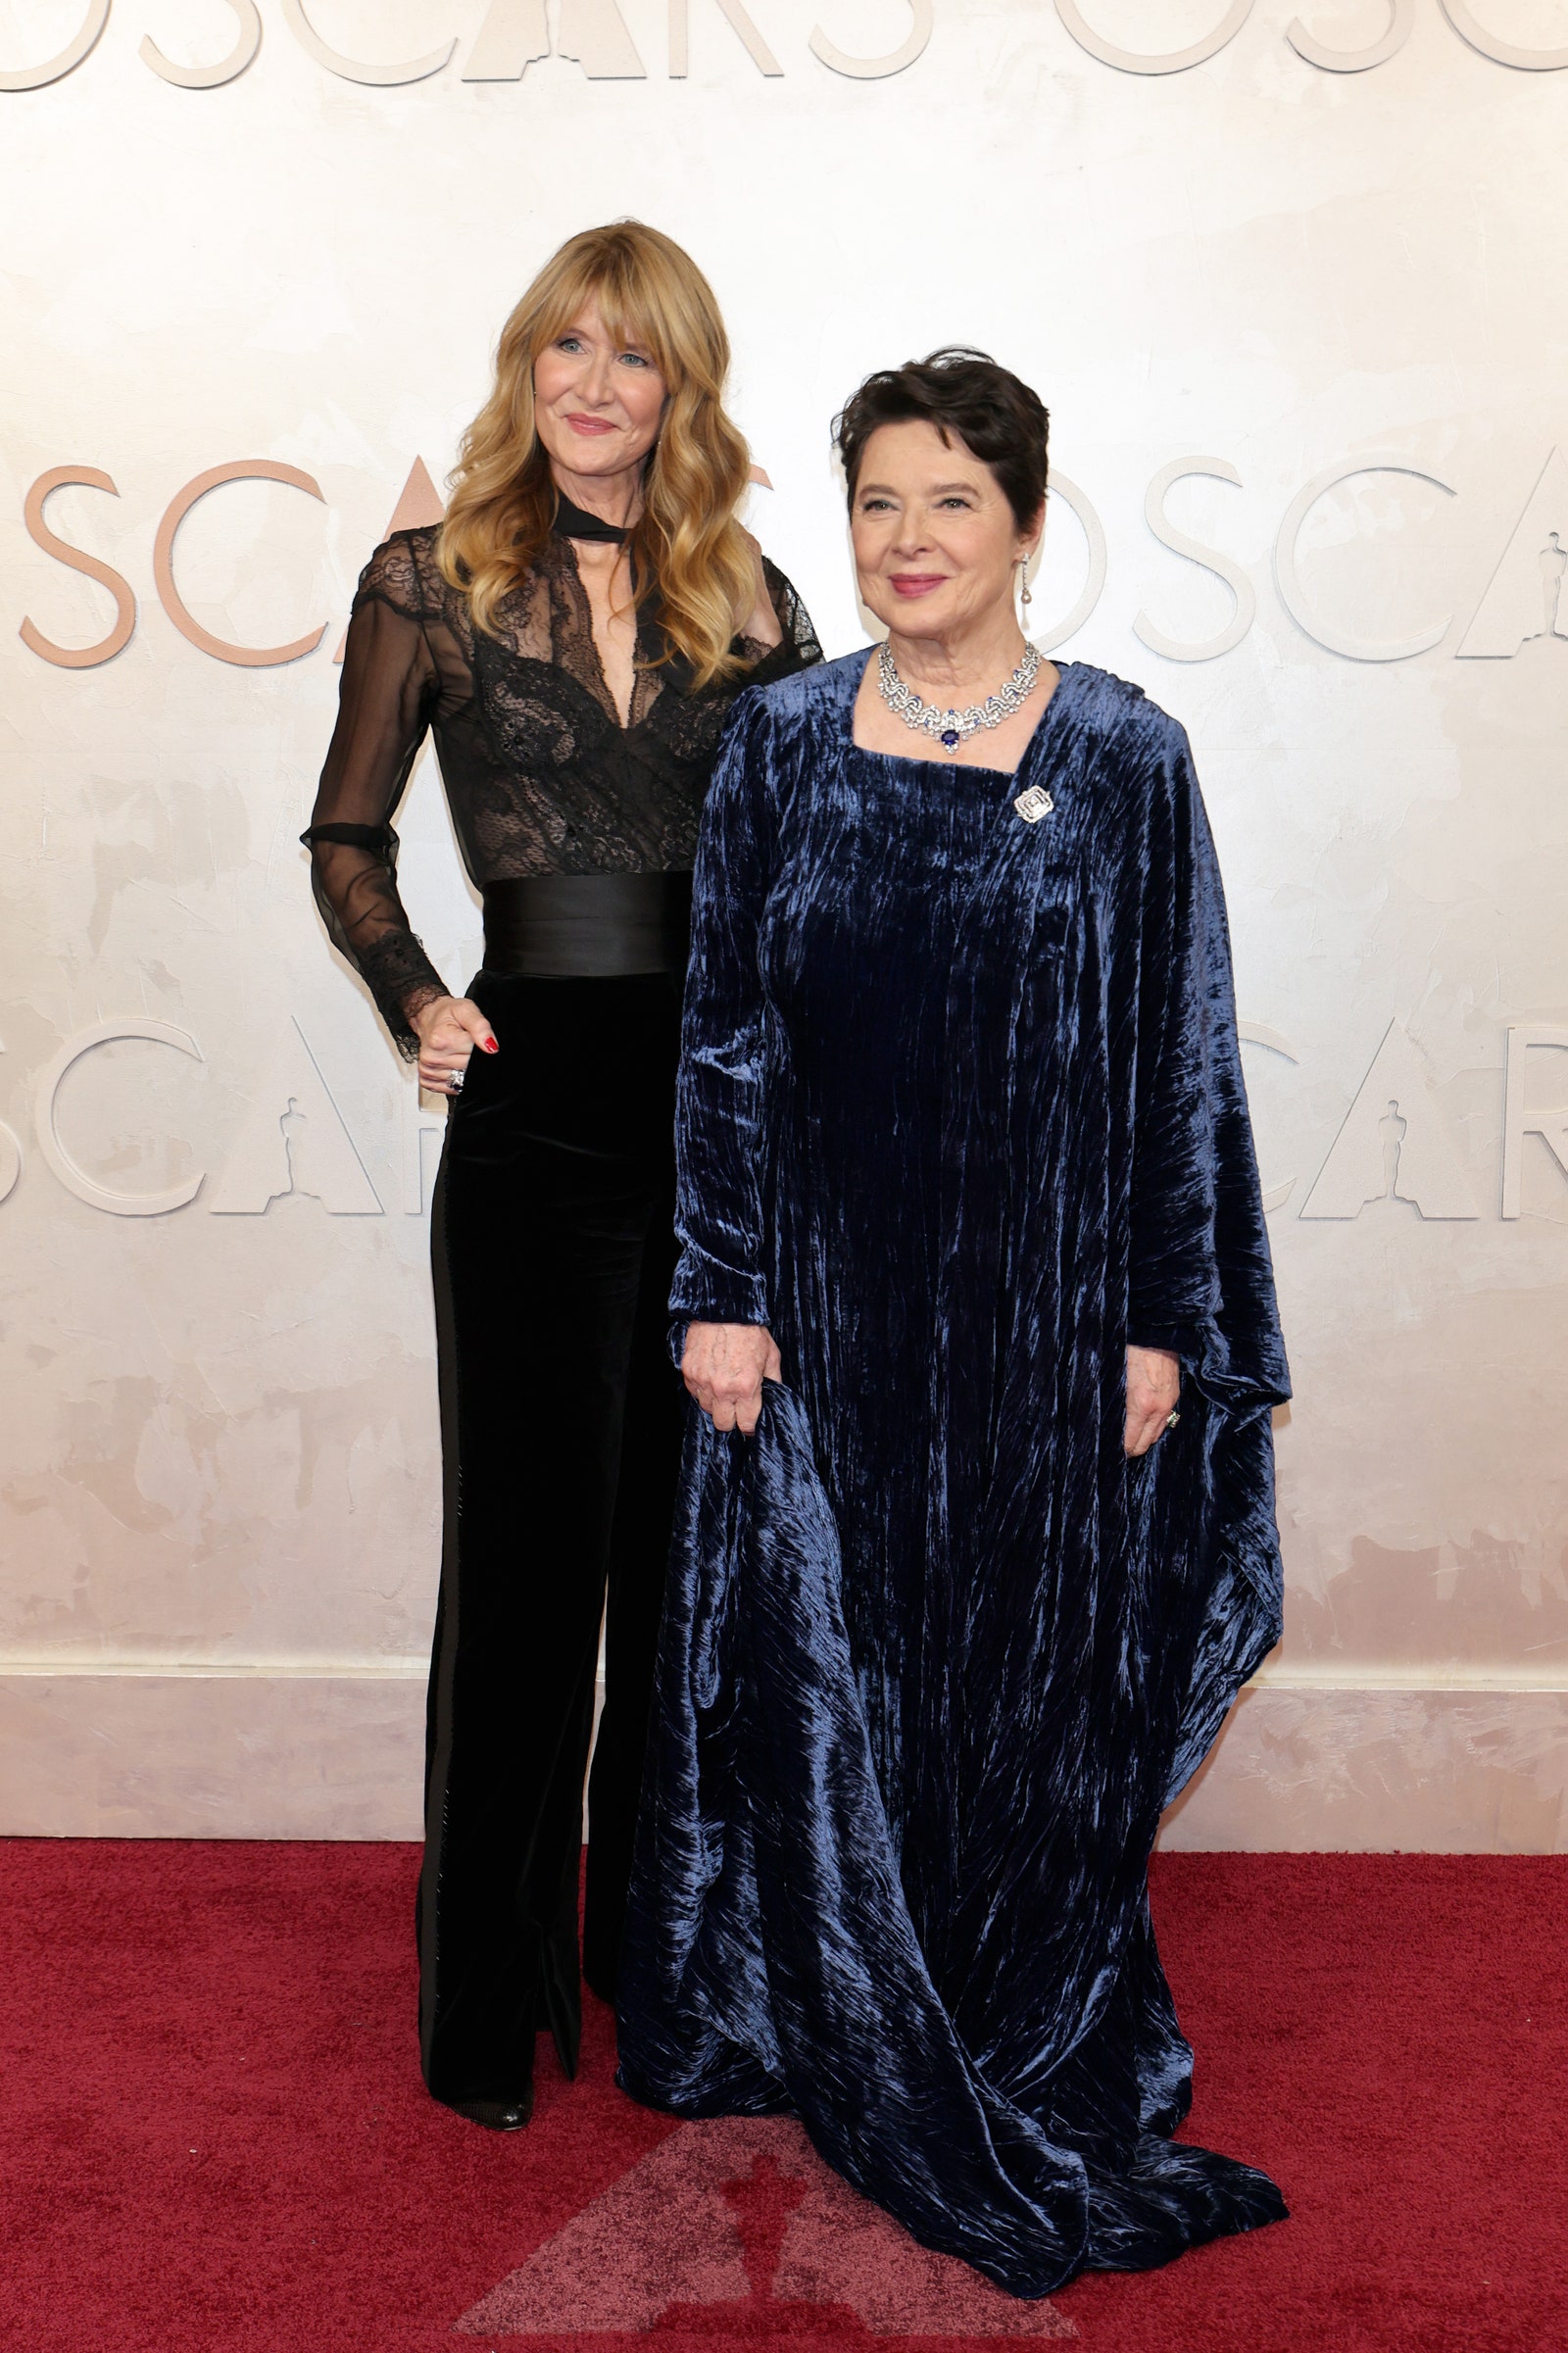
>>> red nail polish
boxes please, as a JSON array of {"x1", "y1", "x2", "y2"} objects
[{"x1": 482, "y1": 1037, "x2": 499, "y2": 1054}]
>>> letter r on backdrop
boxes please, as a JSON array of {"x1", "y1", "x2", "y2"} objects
[{"x1": 1500, "y1": 1027, "x2": 1568, "y2": 1217}]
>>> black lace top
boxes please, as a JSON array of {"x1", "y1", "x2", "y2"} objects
[{"x1": 305, "y1": 523, "x2": 822, "y2": 1052}]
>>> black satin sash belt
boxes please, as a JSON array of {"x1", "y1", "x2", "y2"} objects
[{"x1": 481, "y1": 873, "x2": 693, "y2": 978}]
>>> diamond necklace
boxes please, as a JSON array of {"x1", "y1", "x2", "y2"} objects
[{"x1": 876, "y1": 639, "x2": 1043, "y2": 753}]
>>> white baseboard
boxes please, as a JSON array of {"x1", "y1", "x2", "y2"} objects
[
  {"x1": 0, "y1": 1670, "x2": 428, "y2": 1839},
  {"x1": 1, "y1": 1668, "x2": 1563, "y2": 1850},
  {"x1": 1158, "y1": 1682, "x2": 1568, "y2": 1853}
]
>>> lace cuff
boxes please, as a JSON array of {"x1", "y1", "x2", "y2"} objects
[{"x1": 357, "y1": 932, "x2": 448, "y2": 1057}]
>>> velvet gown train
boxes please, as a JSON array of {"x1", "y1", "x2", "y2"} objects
[{"x1": 615, "y1": 655, "x2": 1293, "y2": 2296}]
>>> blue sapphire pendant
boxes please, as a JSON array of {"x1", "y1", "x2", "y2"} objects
[{"x1": 875, "y1": 642, "x2": 1044, "y2": 756}]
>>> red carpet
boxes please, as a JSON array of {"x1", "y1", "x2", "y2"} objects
[{"x1": 2, "y1": 1843, "x2": 1562, "y2": 2353}]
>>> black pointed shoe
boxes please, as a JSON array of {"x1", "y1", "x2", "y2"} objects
[{"x1": 445, "y1": 2089, "x2": 534, "y2": 2132}]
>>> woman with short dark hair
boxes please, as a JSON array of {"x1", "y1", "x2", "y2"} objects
[{"x1": 616, "y1": 350, "x2": 1291, "y2": 2294}]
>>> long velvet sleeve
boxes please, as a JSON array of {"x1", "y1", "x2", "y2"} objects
[
  {"x1": 303, "y1": 543, "x2": 447, "y2": 1056},
  {"x1": 1120, "y1": 729, "x2": 1291, "y2": 1807},
  {"x1": 668, "y1": 691, "x2": 778, "y2": 1331},
  {"x1": 1127, "y1": 732, "x2": 1289, "y2": 1408}
]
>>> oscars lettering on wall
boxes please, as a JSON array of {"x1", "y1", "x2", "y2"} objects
[
  {"x1": 17, "y1": 447, "x2": 1568, "y2": 669},
  {"x1": 7, "y1": 1009, "x2": 1568, "y2": 1233},
  {"x1": 10, "y1": 445, "x2": 1568, "y2": 1232},
  {"x1": 3, "y1": 0, "x2": 1567, "y2": 88}
]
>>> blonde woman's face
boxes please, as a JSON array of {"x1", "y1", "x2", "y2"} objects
[{"x1": 533, "y1": 302, "x2": 668, "y2": 484}]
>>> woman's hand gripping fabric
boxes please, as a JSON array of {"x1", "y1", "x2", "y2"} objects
[
  {"x1": 1124, "y1": 1344, "x2": 1181, "y2": 1457},
  {"x1": 681, "y1": 1322, "x2": 783, "y2": 1435}
]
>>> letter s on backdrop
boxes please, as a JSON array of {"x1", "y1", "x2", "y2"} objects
[{"x1": 20, "y1": 468, "x2": 138, "y2": 669}]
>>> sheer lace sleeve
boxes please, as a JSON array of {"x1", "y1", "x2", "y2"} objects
[
  {"x1": 750, "y1": 558, "x2": 823, "y2": 682},
  {"x1": 304, "y1": 537, "x2": 447, "y2": 1055}
]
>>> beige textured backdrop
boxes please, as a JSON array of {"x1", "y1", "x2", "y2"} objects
[{"x1": 2, "y1": 0, "x2": 1566, "y2": 1847}]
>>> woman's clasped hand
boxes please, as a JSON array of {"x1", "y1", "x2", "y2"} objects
[
  {"x1": 679, "y1": 1320, "x2": 782, "y2": 1433},
  {"x1": 410, "y1": 995, "x2": 500, "y2": 1094},
  {"x1": 1123, "y1": 1342, "x2": 1182, "y2": 1455}
]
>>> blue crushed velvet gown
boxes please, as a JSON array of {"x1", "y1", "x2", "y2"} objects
[{"x1": 614, "y1": 652, "x2": 1292, "y2": 2297}]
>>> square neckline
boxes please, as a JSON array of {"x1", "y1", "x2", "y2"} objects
[{"x1": 845, "y1": 646, "x2": 1079, "y2": 782}]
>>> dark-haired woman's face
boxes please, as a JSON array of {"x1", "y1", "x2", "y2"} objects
[{"x1": 851, "y1": 419, "x2": 1038, "y2": 649}]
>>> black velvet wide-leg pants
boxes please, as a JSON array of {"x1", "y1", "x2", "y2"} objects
[{"x1": 418, "y1": 972, "x2": 683, "y2": 2109}]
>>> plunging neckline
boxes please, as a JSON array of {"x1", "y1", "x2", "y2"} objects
[
  {"x1": 847, "y1": 646, "x2": 1078, "y2": 781},
  {"x1": 558, "y1": 535, "x2": 645, "y2": 734},
  {"x1": 555, "y1": 537, "x2": 793, "y2": 738}
]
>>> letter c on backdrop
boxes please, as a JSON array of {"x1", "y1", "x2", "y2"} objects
[
  {"x1": 1438, "y1": 0, "x2": 1568, "y2": 70},
  {"x1": 34, "y1": 1021, "x2": 205, "y2": 1216},
  {"x1": 279, "y1": 0, "x2": 457, "y2": 83},
  {"x1": 1237, "y1": 1022, "x2": 1299, "y2": 1213},
  {"x1": 154, "y1": 462, "x2": 327, "y2": 665},
  {"x1": 0, "y1": 1036, "x2": 18, "y2": 1206},
  {"x1": 1273, "y1": 458, "x2": 1456, "y2": 661}
]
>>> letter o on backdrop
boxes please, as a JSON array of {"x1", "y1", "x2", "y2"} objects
[
  {"x1": 0, "y1": 0, "x2": 109, "y2": 91},
  {"x1": 34, "y1": 1021, "x2": 205, "y2": 1217},
  {"x1": 1034, "y1": 474, "x2": 1109, "y2": 654},
  {"x1": 1054, "y1": 0, "x2": 1253, "y2": 74}
]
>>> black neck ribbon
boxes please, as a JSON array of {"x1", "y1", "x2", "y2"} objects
[{"x1": 552, "y1": 490, "x2": 630, "y2": 545}]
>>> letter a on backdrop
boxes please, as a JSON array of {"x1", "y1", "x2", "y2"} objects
[
  {"x1": 1300, "y1": 1020, "x2": 1478, "y2": 1218},
  {"x1": 1457, "y1": 448, "x2": 1568, "y2": 657},
  {"x1": 333, "y1": 459, "x2": 447, "y2": 662},
  {"x1": 208, "y1": 1021, "x2": 381, "y2": 1215}
]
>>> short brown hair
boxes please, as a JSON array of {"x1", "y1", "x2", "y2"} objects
[{"x1": 833, "y1": 348, "x2": 1050, "y2": 531}]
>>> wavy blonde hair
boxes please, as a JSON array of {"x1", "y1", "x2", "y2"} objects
[{"x1": 439, "y1": 222, "x2": 758, "y2": 690}]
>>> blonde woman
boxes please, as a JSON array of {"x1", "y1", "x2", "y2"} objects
[{"x1": 305, "y1": 223, "x2": 819, "y2": 2133}]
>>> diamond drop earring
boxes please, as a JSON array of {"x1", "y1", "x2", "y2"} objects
[{"x1": 1017, "y1": 555, "x2": 1033, "y2": 611}]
